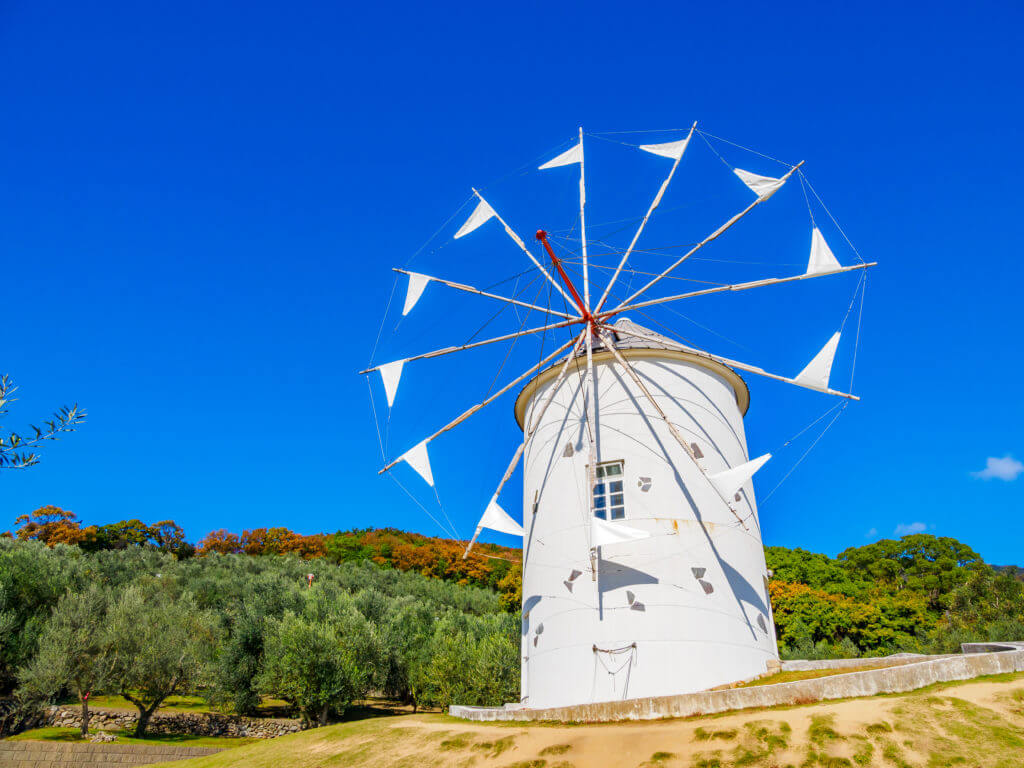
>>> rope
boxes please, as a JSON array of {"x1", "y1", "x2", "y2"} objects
[
  {"x1": 849, "y1": 275, "x2": 867, "y2": 391},
  {"x1": 696, "y1": 130, "x2": 794, "y2": 168},
  {"x1": 797, "y1": 170, "x2": 867, "y2": 265},
  {"x1": 759, "y1": 402, "x2": 848, "y2": 505}
]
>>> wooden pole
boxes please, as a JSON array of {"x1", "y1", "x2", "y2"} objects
[
  {"x1": 463, "y1": 329, "x2": 587, "y2": 559},
  {"x1": 596, "y1": 327, "x2": 748, "y2": 529},
  {"x1": 610, "y1": 324, "x2": 860, "y2": 401},
  {"x1": 472, "y1": 189, "x2": 580, "y2": 309},
  {"x1": 599, "y1": 262, "x2": 877, "y2": 319},
  {"x1": 358, "y1": 317, "x2": 583, "y2": 375},
  {"x1": 611, "y1": 162, "x2": 805, "y2": 312},
  {"x1": 379, "y1": 335, "x2": 578, "y2": 475},
  {"x1": 593, "y1": 121, "x2": 697, "y2": 314},
  {"x1": 392, "y1": 268, "x2": 578, "y2": 320}
]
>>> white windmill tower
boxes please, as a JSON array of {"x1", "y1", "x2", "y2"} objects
[{"x1": 364, "y1": 124, "x2": 873, "y2": 709}]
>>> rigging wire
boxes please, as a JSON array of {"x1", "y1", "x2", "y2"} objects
[
  {"x1": 798, "y1": 170, "x2": 867, "y2": 265},
  {"x1": 696, "y1": 130, "x2": 795, "y2": 168}
]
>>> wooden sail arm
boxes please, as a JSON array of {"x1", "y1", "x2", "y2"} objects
[
  {"x1": 596, "y1": 327, "x2": 748, "y2": 529},
  {"x1": 392, "y1": 268, "x2": 578, "y2": 321},
  {"x1": 610, "y1": 162, "x2": 805, "y2": 313},
  {"x1": 462, "y1": 330, "x2": 588, "y2": 559},
  {"x1": 378, "y1": 335, "x2": 579, "y2": 475},
  {"x1": 598, "y1": 261, "x2": 876, "y2": 319},
  {"x1": 472, "y1": 189, "x2": 580, "y2": 310},
  {"x1": 610, "y1": 324, "x2": 860, "y2": 401},
  {"x1": 358, "y1": 317, "x2": 583, "y2": 376},
  {"x1": 593, "y1": 121, "x2": 697, "y2": 315}
]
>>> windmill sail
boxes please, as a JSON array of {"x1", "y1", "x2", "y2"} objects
[
  {"x1": 795, "y1": 332, "x2": 841, "y2": 390},
  {"x1": 591, "y1": 517, "x2": 650, "y2": 547},
  {"x1": 539, "y1": 143, "x2": 582, "y2": 169},
  {"x1": 708, "y1": 454, "x2": 772, "y2": 499},
  {"x1": 639, "y1": 136, "x2": 691, "y2": 160},
  {"x1": 806, "y1": 228, "x2": 841, "y2": 275},
  {"x1": 378, "y1": 360, "x2": 404, "y2": 408},
  {"x1": 474, "y1": 496, "x2": 524, "y2": 537},
  {"x1": 454, "y1": 198, "x2": 496, "y2": 239},
  {"x1": 402, "y1": 272, "x2": 431, "y2": 315},
  {"x1": 734, "y1": 168, "x2": 787, "y2": 200},
  {"x1": 398, "y1": 440, "x2": 435, "y2": 486}
]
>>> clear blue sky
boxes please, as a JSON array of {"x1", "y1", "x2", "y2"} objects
[{"x1": 1, "y1": 1, "x2": 1021, "y2": 562}]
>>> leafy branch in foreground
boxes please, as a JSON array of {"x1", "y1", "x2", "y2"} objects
[{"x1": 0, "y1": 375, "x2": 85, "y2": 469}]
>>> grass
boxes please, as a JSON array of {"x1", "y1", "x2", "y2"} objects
[{"x1": 7, "y1": 726, "x2": 257, "y2": 748}]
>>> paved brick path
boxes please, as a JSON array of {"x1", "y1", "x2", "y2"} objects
[{"x1": 0, "y1": 740, "x2": 222, "y2": 766}]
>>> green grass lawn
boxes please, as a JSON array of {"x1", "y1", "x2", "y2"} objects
[{"x1": 7, "y1": 726, "x2": 257, "y2": 748}]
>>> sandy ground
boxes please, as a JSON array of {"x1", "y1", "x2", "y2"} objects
[{"x1": 147, "y1": 674, "x2": 1024, "y2": 768}]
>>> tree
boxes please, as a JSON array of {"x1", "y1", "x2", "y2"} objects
[
  {"x1": 106, "y1": 587, "x2": 218, "y2": 736},
  {"x1": 13, "y1": 506, "x2": 90, "y2": 546},
  {"x1": 0, "y1": 375, "x2": 84, "y2": 469},
  {"x1": 257, "y1": 601, "x2": 378, "y2": 726},
  {"x1": 17, "y1": 585, "x2": 113, "y2": 735}
]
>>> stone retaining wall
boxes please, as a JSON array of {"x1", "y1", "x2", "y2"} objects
[
  {"x1": 451, "y1": 644, "x2": 1024, "y2": 722},
  {"x1": 0, "y1": 740, "x2": 221, "y2": 768},
  {"x1": 45, "y1": 704, "x2": 305, "y2": 739}
]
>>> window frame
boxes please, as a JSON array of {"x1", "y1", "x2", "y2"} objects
[{"x1": 591, "y1": 460, "x2": 626, "y2": 521}]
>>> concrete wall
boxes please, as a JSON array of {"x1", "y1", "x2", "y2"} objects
[
  {"x1": 517, "y1": 348, "x2": 776, "y2": 708},
  {"x1": 451, "y1": 645, "x2": 1024, "y2": 723}
]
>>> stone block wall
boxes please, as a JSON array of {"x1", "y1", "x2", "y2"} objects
[{"x1": 45, "y1": 704, "x2": 305, "y2": 739}]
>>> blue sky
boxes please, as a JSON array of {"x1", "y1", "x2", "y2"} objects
[{"x1": 0, "y1": 1, "x2": 1021, "y2": 562}]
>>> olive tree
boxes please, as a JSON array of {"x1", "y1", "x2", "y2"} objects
[
  {"x1": 17, "y1": 585, "x2": 112, "y2": 735},
  {"x1": 106, "y1": 587, "x2": 218, "y2": 736},
  {"x1": 257, "y1": 600, "x2": 378, "y2": 726}
]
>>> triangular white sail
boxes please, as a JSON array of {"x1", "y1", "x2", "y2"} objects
[
  {"x1": 453, "y1": 198, "x2": 496, "y2": 239},
  {"x1": 639, "y1": 136, "x2": 691, "y2": 160},
  {"x1": 733, "y1": 168, "x2": 787, "y2": 200},
  {"x1": 591, "y1": 516, "x2": 650, "y2": 548},
  {"x1": 474, "y1": 495, "x2": 524, "y2": 537},
  {"x1": 806, "y1": 228, "x2": 841, "y2": 275},
  {"x1": 794, "y1": 332, "x2": 841, "y2": 390},
  {"x1": 398, "y1": 439, "x2": 434, "y2": 486},
  {"x1": 402, "y1": 272, "x2": 431, "y2": 315},
  {"x1": 378, "y1": 360, "x2": 404, "y2": 408},
  {"x1": 708, "y1": 453, "x2": 771, "y2": 499},
  {"x1": 538, "y1": 142, "x2": 582, "y2": 169}
]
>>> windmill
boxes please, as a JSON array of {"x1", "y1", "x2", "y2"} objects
[{"x1": 362, "y1": 124, "x2": 874, "y2": 708}]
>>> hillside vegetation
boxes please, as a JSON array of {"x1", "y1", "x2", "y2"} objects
[{"x1": 4, "y1": 506, "x2": 1024, "y2": 736}]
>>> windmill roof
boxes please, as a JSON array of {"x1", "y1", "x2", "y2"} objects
[
  {"x1": 592, "y1": 317, "x2": 683, "y2": 354},
  {"x1": 513, "y1": 317, "x2": 750, "y2": 428}
]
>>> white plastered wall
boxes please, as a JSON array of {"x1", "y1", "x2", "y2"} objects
[{"x1": 517, "y1": 351, "x2": 778, "y2": 708}]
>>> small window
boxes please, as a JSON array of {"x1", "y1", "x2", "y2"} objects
[{"x1": 593, "y1": 460, "x2": 626, "y2": 520}]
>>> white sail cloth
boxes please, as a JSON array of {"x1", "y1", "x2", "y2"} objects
[
  {"x1": 591, "y1": 517, "x2": 650, "y2": 547},
  {"x1": 398, "y1": 440, "x2": 434, "y2": 486},
  {"x1": 402, "y1": 272, "x2": 431, "y2": 315},
  {"x1": 454, "y1": 198, "x2": 496, "y2": 239},
  {"x1": 473, "y1": 496, "x2": 524, "y2": 537},
  {"x1": 795, "y1": 332, "x2": 841, "y2": 390},
  {"x1": 709, "y1": 454, "x2": 771, "y2": 499},
  {"x1": 639, "y1": 136, "x2": 691, "y2": 160},
  {"x1": 734, "y1": 168, "x2": 787, "y2": 200},
  {"x1": 806, "y1": 228, "x2": 841, "y2": 275},
  {"x1": 377, "y1": 360, "x2": 404, "y2": 408},
  {"x1": 539, "y1": 142, "x2": 582, "y2": 169}
]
